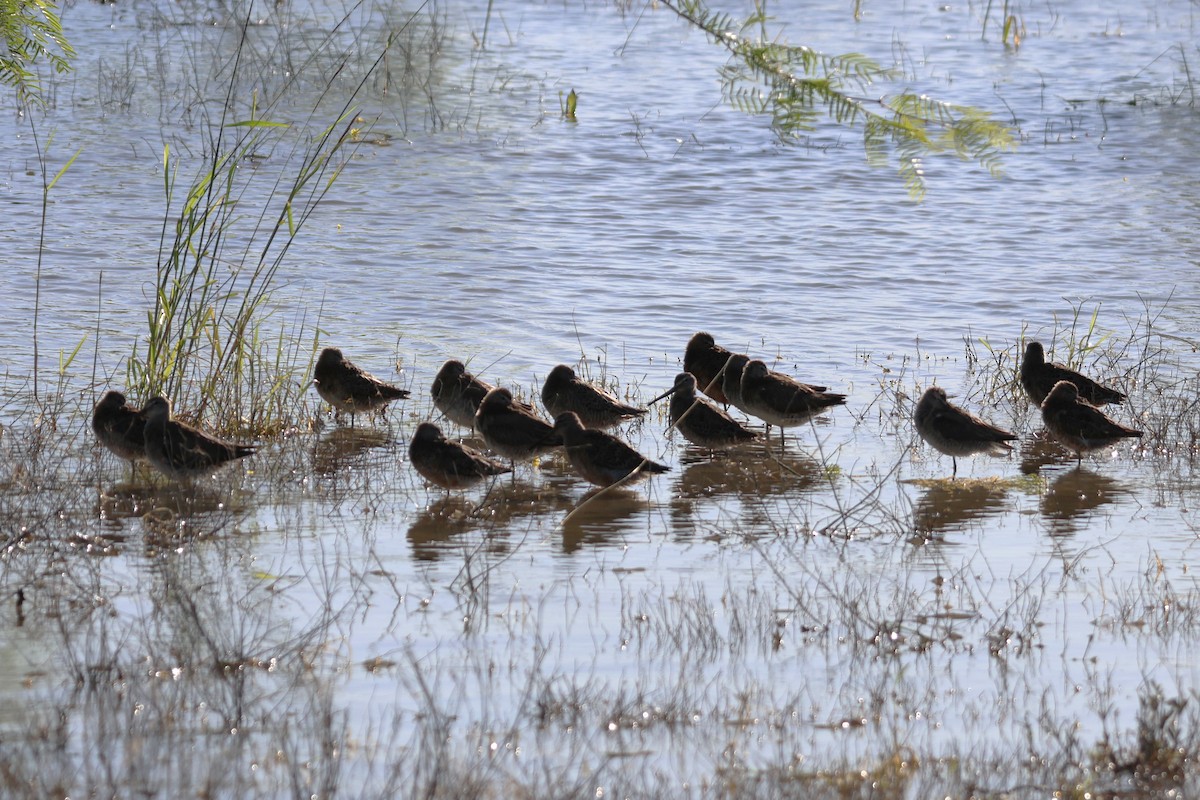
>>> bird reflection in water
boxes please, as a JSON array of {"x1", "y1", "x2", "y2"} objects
[
  {"x1": 406, "y1": 496, "x2": 483, "y2": 561},
  {"x1": 561, "y1": 487, "x2": 649, "y2": 553},
  {"x1": 92, "y1": 479, "x2": 250, "y2": 555},
  {"x1": 97, "y1": 478, "x2": 246, "y2": 521},
  {"x1": 312, "y1": 427, "x2": 393, "y2": 475},
  {"x1": 1039, "y1": 467, "x2": 1129, "y2": 537},
  {"x1": 677, "y1": 446, "x2": 820, "y2": 500},
  {"x1": 1018, "y1": 430, "x2": 1074, "y2": 475},
  {"x1": 408, "y1": 480, "x2": 575, "y2": 561},
  {"x1": 910, "y1": 478, "x2": 1012, "y2": 540}
]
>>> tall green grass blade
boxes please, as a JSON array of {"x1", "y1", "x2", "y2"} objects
[
  {"x1": 58, "y1": 333, "x2": 87, "y2": 375},
  {"x1": 46, "y1": 146, "x2": 81, "y2": 192}
]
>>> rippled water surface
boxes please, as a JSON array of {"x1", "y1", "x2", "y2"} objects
[{"x1": 1, "y1": 0, "x2": 1199, "y2": 795}]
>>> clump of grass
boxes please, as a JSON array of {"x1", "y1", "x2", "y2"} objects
[
  {"x1": 126, "y1": 81, "x2": 355, "y2": 436},
  {"x1": 961, "y1": 298, "x2": 1169, "y2": 443},
  {"x1": 123, "y1": 4, "x2": 438, "y2": 438}
]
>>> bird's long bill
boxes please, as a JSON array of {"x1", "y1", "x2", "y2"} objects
[{"x1": 648, "y1": 385, "x2": 679, "y2": 405}]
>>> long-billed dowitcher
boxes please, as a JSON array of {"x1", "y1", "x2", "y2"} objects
[
  {"x1": 409, "y1": 422, "x2": 511, "y2": 490},
  {"x1": 1020, "y1": 341, "x2": 1125, "y2": 406},
  {"x1": 739, "y1": 359, "x2": 846, "y2": 444},
  {"x1": 721, "y1": 353, "x2": 752, "y2": 414},
  {"x1": 1040, "y1": 380, "x2": 1142, "y2": 462},
  {"x1": 431, "y1": 359, "x2": 494, "y2": 430},
  {"x1": 651, "y1": 372, "x2": 757, "y2": 451},
  {"x1": 475, "y1": 387, "x2": 561, "y2": 463},
  {"x1": 683, "y1": 332, "x2": 738, "y2": 405},
  {"x1": 724, "y1": 353, "x2": 827, "y2": 415},
  {"x1": 141, "y1": 397, "x2": 256, "y2": 480},
  {"x1": 313, "y1": 347, "x2": 409, "y2": 422},
  {"x1": 541, "y1": 364, "x2": 646, "y2": 429},
  {"x1": 92, "y1": 390, "x2": 147, "y2": 464},
  {"x1": 552, "y1": 411, "x2": 669, "y2": 487},
  {"x1": 913, "y1": 387, "x2": 1017, "y2": 475}
]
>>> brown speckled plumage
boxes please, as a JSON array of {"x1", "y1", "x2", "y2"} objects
[
  {"x1": 913, "y1": 387, "x2": 1016, "y2": 475},
  {"x1": 553, "y1": 411, "x2": 669, "y2": 487},
  {"x1": 409, "y1": 422, "x2": 511, "y2": 489},
  {"x1": 141, "y1": 396, "x2": 256, "y2": 480}
]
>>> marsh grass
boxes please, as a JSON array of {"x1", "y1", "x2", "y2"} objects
[
  {"x1": 128, "y1": 106, "x2": 354, "y2": 435},
  {"x1": 8, "y1": 289, "x2": 1200, "y2": 797},
  {"x1": 3, "y1": 367, "x2": 1200, "y2": 796},
  {"x1": 7, "y1": 2, "x2": 1200, "y2": 796},
  {"x1": 113, "y1": 0, "x2": 448, "y2": 438}
]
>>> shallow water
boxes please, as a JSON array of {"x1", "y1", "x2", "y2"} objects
[{"x1": 2, "y1": 0, "x2": 1200, "y2": 795}]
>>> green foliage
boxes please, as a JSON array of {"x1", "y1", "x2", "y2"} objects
[
  {"x1": 0, "y1": 0, "x2": 74, "y2": 105},
  {"x1": 659, "y1": 0, "x2": 1016, "y2": 199},
  {"x1": 115, "y1": 2, "x2": 428, "y2": 435},
  {"x1": 126, "y1": 26, "x2": 359, "y2": 437}
]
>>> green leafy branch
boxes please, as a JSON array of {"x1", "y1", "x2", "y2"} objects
[
  {"x1": 659, "y1": 0, "x2": 1016, "y2": 198},
  {"x1": 0, "y1": 0, "x2": 74, "y2": 106}
]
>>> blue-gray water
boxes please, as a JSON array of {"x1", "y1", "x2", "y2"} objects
[{"x1": 1, "y1": 0, "x2": 1199, "y2": 794}]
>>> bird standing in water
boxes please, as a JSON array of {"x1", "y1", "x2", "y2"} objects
[
  {"x1": 541, "y1": 364, "x2": 646, "y2": 429},
  {"x1": 1019, "y1": 341, "x2": 1126, "y2": 406},
  {"x1": 313, "y1": 347, "x2": 409, "y2": 425},
  {"x1": 913, "y1": 387, "x2": 1017, "y2": 476},
  {"x1": 739, "y1": 359, "x2": 846, "y2": 446},
  {"x1": 553, "y1": 411, "x2": 669, "y2": 488},
  {"x1": 1040, "y1": 380, "x2": 1142, "y2": 463},
  {"x1": 92, "y1": 390, "x2": 147, "y2": 466},
  {"x1": 683, "y1": 332, "x2": 739, "y2": 405},
  {"x1": 430, "y1": 359, "x2": 495, "y2": 430},
  {"x1": 141, "y1": 396, "x2": 256, "y2": 480},
  {"x1": 409, "y1": 422, "x2": 511, "y2": 490},
  {"x1": 651, "y1": 372, "x2": 757, "y2": 452},
  {"x1": 475, "y1": 387, "x2": 561, "y2": 466}
]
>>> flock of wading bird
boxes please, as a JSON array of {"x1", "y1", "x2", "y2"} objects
[{"x1": 91, "y1": 332, "x2": 1144, "y2": 491}]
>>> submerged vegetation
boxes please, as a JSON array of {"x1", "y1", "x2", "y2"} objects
[
  {"x1": 2, "y1": 0, "x2": 1199, "y2": 797},
  {"x1": 2, "y1": 297, "x2": 1199, "y2": 795}
]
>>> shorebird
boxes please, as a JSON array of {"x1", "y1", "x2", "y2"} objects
[
  {"x1": 541, "y1": 364, "x2": 646, "y2": 429},
  {"x1": 313, "y1": 347, "x2": 409, "y2": 423},
  {"x1": 92, "y1": 390, "x2": 147, "y2": 465},
  {"x1": 725, "y1": 353, "x2": 828, "y2": 416},
  {"x1": 552, "y1": 411, "x2": 669, "y2": 487},
  {"x1": 409, "y1": 422, "x2": 511, "y2": 490},
  {"x1": 913, "y1": 387, "x2": 1017, "y2": 476},
  {"x1": 431, "y1": 359, "x2": 494, "y2": 430},
  {"x1": 683, "y1": 332, "x2": 738, "y2": 405},
  {"x1": 1020, "y1": 341, "x2": 1125, "y2": 406},
  {"x1": 721, "y1": 353, "x2": 752, "y2": 414},
  {"x1": 651, "y1": 372, "x2": 757, "y2": 451},
  {"x1": 140, "y1": 396, "x2": 256, "y2": 480},
  {"x1": 739, "y1": 359, "x2": 846, "y2": 444},
  {"x1": 475, "y1": 387, "x2": 561, "y2": 464},
  {"x1": 1040, "y1": 380, "x2": 1142, "y2": 462}
]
